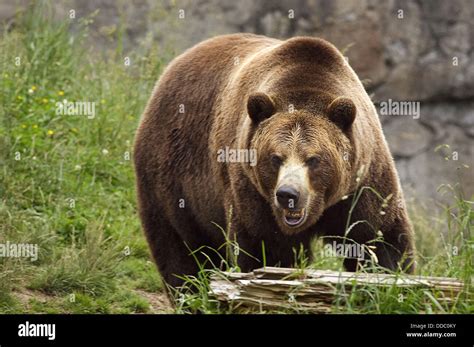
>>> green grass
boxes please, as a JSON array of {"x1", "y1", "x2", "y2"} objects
[
  {"x1": 0, "y1": 2, "x2": 167, "y2": 313},
  {"x1": 0, "y1": 2, "x2": 472, "y2": 314}
]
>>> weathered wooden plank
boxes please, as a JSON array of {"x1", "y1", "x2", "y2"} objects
[{"x1": 209, "y1": 267, "x2": 467, "y2": 313}]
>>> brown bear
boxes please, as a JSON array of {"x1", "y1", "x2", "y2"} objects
[{"x1": 133, "y1": 33, "x2": 416, "y2": 289}]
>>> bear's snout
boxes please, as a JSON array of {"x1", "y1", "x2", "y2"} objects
[
  {"x1": 276, "y1": 185, "x2": 300, "y2": 209},
  {"x1": 275, "y1": 184, "x2": 308, "y2": 229}
]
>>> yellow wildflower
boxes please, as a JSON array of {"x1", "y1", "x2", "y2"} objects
[
  {"x1": 58, "y1": 90, "x2": 64, "y2": 96},
  {"x1": 47, "y1": 130, "x2": 54, "y2": 136}
]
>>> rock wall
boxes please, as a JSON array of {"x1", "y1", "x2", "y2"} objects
[{"x1": 2, "y1": 0, "x2": 473, "y2": 203}]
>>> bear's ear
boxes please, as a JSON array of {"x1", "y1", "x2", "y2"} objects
[
  {"x1": 247, "y1": 92, "x2": 276, "y2": 124},
  {"x1": 327, "y1": 97, "x2": 356, "y2": 130}
]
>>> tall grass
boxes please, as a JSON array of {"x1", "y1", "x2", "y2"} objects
[{"x1": 0, "y1": 1, "x2": 165, "y2": 313}]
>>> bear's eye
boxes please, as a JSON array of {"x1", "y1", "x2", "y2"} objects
[
  {"x1": 271, "y1": 154, "x2": 283, "y2": 168},
  {"x1": 306, "y1": 156, "x2": 321, "y2": 168}
]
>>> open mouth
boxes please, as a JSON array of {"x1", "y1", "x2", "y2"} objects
[{"x1": 283, "y1": 208, "x2": 306, "y2": 227}]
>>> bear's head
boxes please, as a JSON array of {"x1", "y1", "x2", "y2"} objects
[{"x1": 246, "y1": 91, "x2": 356, "y2": 234}]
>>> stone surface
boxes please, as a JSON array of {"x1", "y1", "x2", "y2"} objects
[
  {"x1": 394, "y1": 123, "x2": 473, "y2": 204},
  {"x1": 383, "y1": 120, "x2": 432, "y2": 158}
]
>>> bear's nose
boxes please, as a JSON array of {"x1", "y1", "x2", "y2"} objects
[{"x1": 276, "y1": 185, "x2": 300, "y2": 209}]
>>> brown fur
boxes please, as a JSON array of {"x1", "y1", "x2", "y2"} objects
[{"x1": 134, "y1": 33, "x2": 416, "y2": 289}]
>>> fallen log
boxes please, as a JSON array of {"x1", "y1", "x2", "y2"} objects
[{"x1": 209, "y1": 267, "x2": 468, "y2": 313}]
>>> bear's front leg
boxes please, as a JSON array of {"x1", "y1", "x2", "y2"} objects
[
  {"x1": 342, "y1": 205, "x2": 415, "y2": 273},
  {"x1": 231, "y1": 218, "x2": 313, "y2": 273},
  {"x1": 320, "y1": 188, "x2": 416, "y2": 274},
  {"x1": 233, "y1": 229, "x2": 264, "y2": 272},
  {"x1": 373, "y1": 213, "x2": 416, "y2": 273}
]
